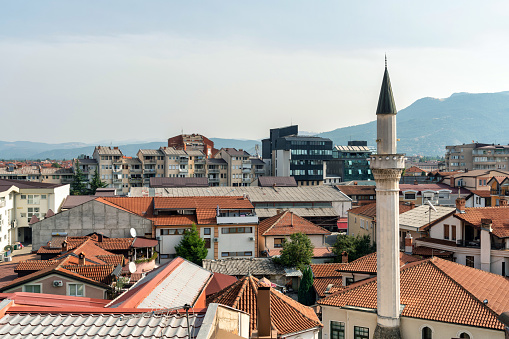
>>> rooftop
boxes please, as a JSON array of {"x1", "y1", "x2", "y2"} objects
[
  {"x1": 207, "y1": 276, "x2": 322, "y2": 335},
  {"x1": 257, "y1": 176, "x2": 297, "y2": 187},
  {"x1": 454, "y1": 206, "x2": 509, "y2": 238},
  {"x1": 337, "y1": 252, "x2": 420, "y2": 274},
  {"x1": 399, "y1": 205, "x2": 456, "y2": 230},
  {"x1": 319, "y1": 257, "x2": 509, "y2": 331},
  {"x1": 202, "y1": 258, "x2": 286, "y2": 276},
  {"x1": 258, "y1": 211, "x2": 331, "y2": 236},
  {"x1": 348, "y1": 201, "x2": 414, "y2": 219}
]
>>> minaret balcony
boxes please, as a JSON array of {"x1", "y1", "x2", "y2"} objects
[{"x1": 369, "y1": 154, "x2": 405, "y2": 170}]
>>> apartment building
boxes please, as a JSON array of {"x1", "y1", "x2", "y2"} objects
[
  {"x1": 262, "y1": 125, "x2": 333, "y2": 186},
  {"x1": 215, "y1": 148, "x2": 253, "y2": 186},
  {"x1": 167, "y1": 133, "x2": 215, "y2": 158},
  {"x1": 332, "y1": 141, "x2": 374, "y2": 182},
  {"x1": 0, "y1": 179, "x2": 69, "y2": 247},
  {"x1": 446, "y1": 142, "x2": 509, "y2": 171},
  {"x1": 0, "y1": 165, "x2": 74, "y2": 185}
]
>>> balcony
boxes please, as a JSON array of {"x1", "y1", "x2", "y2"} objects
[
  {"x1": 113, "y1": 177, "x2": 123, "y2": 183},
  {"x1": 130, "y1": 168, "x2": 142, "y2": 173},
  {"x1": 179, "y1": 158, "x2": 189, "y2": 164},
  {"x1": 144, "y1": 168, "x2": 156, "y2": 173},
  {"x1": 129, "y1": 178, "x2": 142, "y2": 183},
  {"x1": 208, "y1": 168, "x2": 220, "y2": 173},
  {"x1": 208, "y1": 177, "x2": 219, "y2": 183},
  {"x1": 242, "y1": 177, "x2": 251, "y2": 183},
  {"x1": 179, "y1": 168, "x2": 188, "y2": 173},
  {"x1": 217, "y1": 211, "x2": 258, "y2": 224},
  {"x1": 194, "y1": 159, "x2": 206, "y2": 165},
  {"x1": 255, "y1": 168, "x2": 265, "y2": 174},
  {"x1": 194, "y1": 168, "x2": 206, "y2": 173}
]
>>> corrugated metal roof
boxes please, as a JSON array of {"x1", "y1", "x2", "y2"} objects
[
  {"x1": 334, "y1": 145, "x2": 371, "y2": 152},
  {"x1": 138, "y1": 261, "x2": 211, "y2": 309},
  {"x1": 0, "y1": 312, "x2": 204, "y2": 338},
  {"x1": 130, "y1": 186, "x2": 351, "y2": 203},
  {"x1": 138, "y1": 149, "x2": 163, "y2": 156}
]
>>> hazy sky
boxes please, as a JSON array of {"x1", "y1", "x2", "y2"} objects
[{"x1": 1, "y1": 1, "x2": 509, "y2": 144}]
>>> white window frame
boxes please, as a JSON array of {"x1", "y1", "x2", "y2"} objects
[
  {"x1": 23, "y1": 283, "x2": 42, "y2": 293},
  {"x1": 67, "y1": 282, "x2": 85, "y2": 297}
]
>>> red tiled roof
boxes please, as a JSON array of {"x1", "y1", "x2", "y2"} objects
[
  {"x1": 412, "y1": 246, "x2": 454, "y2": 258},
  {"x1": 399, "y1": 183, "x2": 469, "y2": 195},
  {"x1": 207, "y1": 276, "x2": 322, "y2": 335},
  {"x1": 319, "y1": 257, "x2": 509, "y2": 330},
  {"x1": 313, "y1": 277, "x2": 344, "y2": 298},
  {"x1": 205, "y1": 272, "x2": 238, "y2": 296},
  {"x1": 38, "y1": 235, "x2": 135, "y2": 254},
  {"x1": 405, "y1": 166, "x2": 427, "y2": 173},
  {"x1": 471, "y1": 190, "x2": 492, "y2": 198},
  {"x1": 454, "y1": 206, "x2": 509, "y2": 238},
  {"x1": 310, "y1": 263, "x2": 345, "y2": 278},
  {"x1": 338, "y1": 252, "x2": 420, "y2": 274},
  {"x1": 268, "y1": 247, "x2": 335, "y2": 258},
  {"x1": 62, "y1": 264, "x2": 116, "y2": 284},
  {"x1": 259, "y1": 211, "x2": 331, "y2": 236},
  {"x1": 15, "y1": 260, "x2": 61, "y2": 272},
  {"x1": 132, "y1": 237, "x2": 158, "y2": 248},
  {"x1": 336, "y1": 185, "x2": 376, "y2": 196},
  {"x1": 348, "y1": 202, "x2": 414, "y2": 219}
]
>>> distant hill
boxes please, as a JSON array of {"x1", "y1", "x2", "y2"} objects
[
  {"x1": 3, "y1": 91, "x2": 509, "y2": 159},
  {"x1": 317, "y1": 91, "x2": 509, "y2": 156},
  {"x1": 0, "y1": 139, "x2": 261, "y2": 160}
]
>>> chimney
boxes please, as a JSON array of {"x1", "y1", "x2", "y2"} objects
[
  {"x1": 404, "y1": 233, "x2": 413, "y2": 254},
  {"x1": 481, "y1": 218, "x2": 493, "y2": 232},
  {"x1": 257, "y1": 286, "x2": 272, "y2": 337},
  {"x1": 98, "y1": 233, "x2": 104, "y2": 242},
  {"x1": 450, "y1": 175, "x2": 455, "y2": 188},
  {"x1": 78, "y1": 252, "x2": 86, "y2": 266},
  {"x1": 500, "y1": 199, "x2": 508, "y2": 207},
  {"x1": 455, "y1": 197, "x2": 466, "y2": 214},
  {"x1": 342, "y1": 251, "x2": 348, "y2": 263},
  {"x1": 354, "y1": 182, "x2": 358, "y2": 185},
  {"x1": 62, "y1": 240, "x2": 68, "y2": 252},
  {"x1": 409, "y1": 202, "x2": 415, "y2": 209}
]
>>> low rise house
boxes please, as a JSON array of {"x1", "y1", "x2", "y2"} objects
[
  {"x1": 130, "y1": 185, "x2": 352, "y2": 232},
  {"x1": 336, "y1": 185, "x2": 376, "y2": 207},
  {"x1": 258, "y1": 211, "x2": 334, "y2": 263},
  {"x1": 347, "y1": 201, "x2": 414, "y2": 241},
  {"x1": 207, "y1": 275, "x2": 322, "y2": 339},
  {"x1": 413, "y1": 198, "x2": 509, "y2": 276},
  {"x1": 0, "y1": 238, "x2": 125, "y2": 298},
  {"x1": 319, "y1": 257, "x2": 509, "y2": 339},
  {"x1": 399, "y1": 182, "x2": 471, "y2": 206}
]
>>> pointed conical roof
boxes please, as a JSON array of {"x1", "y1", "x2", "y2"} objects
[{"x1": 376, "y1": 61, "x2": 397, "y2": 115}]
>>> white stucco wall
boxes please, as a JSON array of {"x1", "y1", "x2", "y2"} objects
[
  {"x1": 218, "y1": 226, "x2": 255, "y2": 259},
  {"x1": 429, "y1": 215, "x2": 462, "y2": 242}
]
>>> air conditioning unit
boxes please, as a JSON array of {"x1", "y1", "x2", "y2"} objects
[
  {"x1": 213, "y1": 238, "x2": 219, "y2": 242},
  {"x1": 53, "y1": 280, "x2": 63, "y2": 287},
  {"x1": 249, "y1": 237, "x2": 255, "y2": 241}
]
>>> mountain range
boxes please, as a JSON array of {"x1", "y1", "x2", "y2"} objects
[{"x1": 2, "y1": 91, "x2": 509, "y2": 160}]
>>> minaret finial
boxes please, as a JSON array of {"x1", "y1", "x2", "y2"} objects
[{"x1": 385, "y1": 54, "x2": 387, "y2": 68}]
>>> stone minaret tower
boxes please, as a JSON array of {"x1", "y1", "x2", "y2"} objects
[{"x1": 371, "y1": 58, "x2": 405, "y2": 339}]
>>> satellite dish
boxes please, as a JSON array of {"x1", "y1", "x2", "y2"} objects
[
  {"x1": 130, "y1": 228, "x2": 137, "y2": 238},
  {"x1": 427, "y1": 200, "x2": 437, "y2": 213},
  {"x1": 128, "y1": 262, "x2": 136, "y2": 274}
]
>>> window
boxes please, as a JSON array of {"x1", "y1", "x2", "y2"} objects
[
  {"x1": 404, "y1": 193, "x2": 416, "y2": 200},
  {"x1": 345, "y1": 277, "x2": 354, "y2": 286},
  {"x1": 354, "y1": 326, "x2": 369, "y2": 339},
  {"x1": 443, "y1": 224, "x2": 449, "y2": 240},
  {"x1": 421, "y1": 326, "x2": 432, "y2": 339},
  {"x1": 204, "y1": 228, "x2": 211, "y2": 235},
  {"x1": 459, "y1": 333, "x2": 470, "y2": 339},
  {"x1": 27, "y1": 195, "x2": 40, "y2": 205},
  {"x1": 451, "y1": 225, "x2": 456, "y2": 241},
  {"x1": 23, "y1": 284, "x2": 41, "y2": 293},
  {"x1": 330, "y1": 321, "x2": 345, "y2": 339},
  {"x1": 68, "y1": 283, "x2": 84, "y2": 297},
  {"x1": 20, "y1": 195, "x2": 26, "y2": 200},
  {"x1": 160, "y1": 229, "x2": 186, "y2": 235},
  {"x1": 204, "y1": 238, "x2": 211, "y2": 249},
  {"x1": 221, "y1": 251, "x2": 252, "y2": 257},
  {"x1": 41, "y1": 195, "x2": 47, "y2": 199},
  {"x1": 221, "y1": 227, "x2": 252, "y2": 234},
  {"x1": 27, "y1": 207, "x2": 40, "y2": 220},
  {"x1": 466, "y1": 256, "x2": 475, "y2": 268},
  {"x1": 274, "y1": 238, "x2": 284, "y2": 248}
]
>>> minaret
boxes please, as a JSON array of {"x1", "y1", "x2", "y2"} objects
[{"x1": 371, "y1": 57, "x2": 405, "y2": 339}]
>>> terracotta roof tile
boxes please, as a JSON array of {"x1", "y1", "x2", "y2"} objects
[
  {"x1": 338, "y1": 252, "x2": 420, "y2": 274},
  {"x1": 412, "y1": 246, "x2": 454, "y2": 257},
  {"x1": 336, "y1": 185, "x2": 376, "y2": 196},
  {"x1": 319, "y1": 257, "x2": 507, "y2": 330},
  {"x1": 348, "y1": 202, "x2": 413, "y2": 219},
  {"x1": 268, "y1": 247, "x2": 335, "y2": 258},
  {"x1": 62, "y1": 264, "x2": 116, "y2": 284},
  {"x1": 471, "y1": 190, "x2": 492, "y2": 198},
  {"x1": 259, "y1": 211, "x2": 330, "y2": 237},
  {"x1": 15, "y1": 260, "x2": 61, "y2": 272},
  {"x1": 310, "y1": 263, "x2": 345, "y2": 278},
  {"x1": 313, "y1": 277, "x2": 344, "y2": 298},
  {"x1": 207, "y1": 276, "x2": 322, "y2": 335},
  {"x1": 454, "y1": 206, "x2": 509, "y2": 238}
]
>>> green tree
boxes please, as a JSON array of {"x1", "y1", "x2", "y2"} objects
[
  {"x1": 51, "y1": 162, "x2": 61, "y2": 168},
  {"x1": 332, "y1": 234, "x2": 376, "y2": 262},
  {"x1": 298, "y1": 266, "x2": 315, "y2": 306},
  {"x1": 174, "y1": 224, "x2": 208, "y2": 265},
  {"x1": 89, "y1": 168, "x2": 108, "y2": 195},
  {"x1": 71, "y1": 160, "x2": 88, "y2": 195},
  {"x1": 274, "y1": 232, "x2": 314, "y2": 271}
]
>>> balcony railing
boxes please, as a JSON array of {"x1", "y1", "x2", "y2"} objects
[
  {"x1": 144, "y1": 168, "x2": 156, "y2": 173},
  {"x1": 208, "y1": 168, "x2": 220, "y2": 173},
  {"x1": 242, "y1": 168, "x2": 251, "y2": 173},
  {"x1": 208, "y1": 177, "x2": 219, "y2": 182},
  {"x1": 217, "y1": 213, "x2": 258, "y2": 224}
]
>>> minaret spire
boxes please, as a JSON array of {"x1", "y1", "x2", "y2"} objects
[{"x1": 371, "y1": 57, "x2": 405, "y2": 339}]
